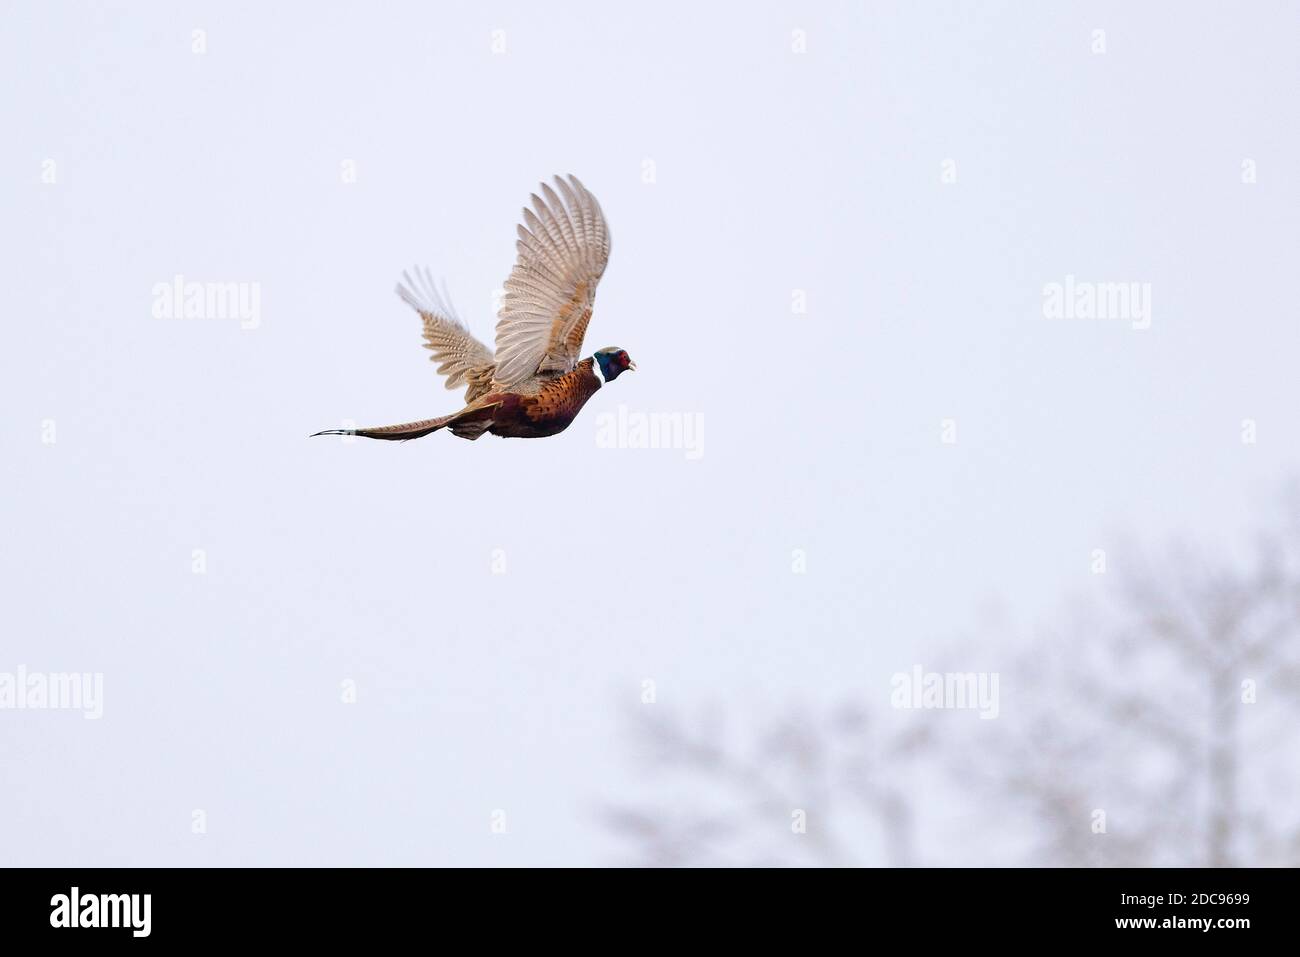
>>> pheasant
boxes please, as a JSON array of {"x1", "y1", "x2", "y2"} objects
[{"x1": 313, "y1": 174, "x2": 634, "y2": 442}]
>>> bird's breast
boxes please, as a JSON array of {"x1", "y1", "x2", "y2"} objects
[{"x1": 487, "y1": 362, "x2": 603, "y2": 438}]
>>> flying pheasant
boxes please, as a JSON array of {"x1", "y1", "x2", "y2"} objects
[{"x1": 313, "y1": 175, "x2": 634, "y2": 442}]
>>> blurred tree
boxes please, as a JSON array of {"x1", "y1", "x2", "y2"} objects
[
  {"x1": 603, "y1": 703, "x2": 929, "y2": 866},
  {"x1": 604, "y1": 491, "x2": 1300, "y2": 866}
]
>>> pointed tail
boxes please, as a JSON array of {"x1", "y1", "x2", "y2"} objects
[{"x1": 311, "y1": 414, "x2": 453, "y2": 442}]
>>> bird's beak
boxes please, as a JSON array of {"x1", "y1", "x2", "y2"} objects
[{"x1": 628, "y1": 360, "x2": 637, "y2": 371}]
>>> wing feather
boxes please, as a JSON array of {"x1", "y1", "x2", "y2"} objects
[
  {"x1": 395, "y1": 267, "x2": 496, "y2": 400},
  {"x1": 492, "y1": 175, "x2": 611, "y2": 387}
]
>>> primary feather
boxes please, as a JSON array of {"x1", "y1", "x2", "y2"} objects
[
  {"x1": 395, "y1": 266, "x2": 496, "y2": 402},
  {"x1": 491, "y1": 175, "x2": 611, "y2": 388}
]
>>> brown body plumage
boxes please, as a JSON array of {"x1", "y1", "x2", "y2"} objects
[
  {"x1": 313, "y1": 175, "x2": 634, "y2": 443},
  {"x1": 348, "y1": 358, "x2": 605, "y2": 441}
]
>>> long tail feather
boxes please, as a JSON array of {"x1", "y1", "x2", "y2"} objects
[{"x1": 311, "y1": 414, "x2": 453, "y2": 442}]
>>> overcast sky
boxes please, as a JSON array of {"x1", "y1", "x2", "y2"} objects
[{"x1": 2, "y1": 1, "x2": 1297, "y2": 865}]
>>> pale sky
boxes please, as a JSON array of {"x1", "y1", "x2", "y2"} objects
[{"x1": 2, "y1": 1, "x2": 1297, "y2": 865}]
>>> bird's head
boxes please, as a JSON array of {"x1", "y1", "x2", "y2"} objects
[{"x1": 594, "y1": 347, "x2": 636, "y2": 382}]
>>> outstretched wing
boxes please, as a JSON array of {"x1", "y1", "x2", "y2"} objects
[
  {"x1": 396, "y1": 266, "x2": 496, "y2": 401},
  {"x1": 491, "y1": 175, "x2": 611, "y2": 388}
]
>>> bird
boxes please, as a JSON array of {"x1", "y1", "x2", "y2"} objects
[{"x1": 312, "y1": 174, "x2": 634, "y2": 442}]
